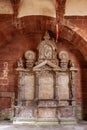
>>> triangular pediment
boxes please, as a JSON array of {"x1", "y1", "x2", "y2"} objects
[{"x1": 33, "y1": 60, "x2": 59, "y2": 71}]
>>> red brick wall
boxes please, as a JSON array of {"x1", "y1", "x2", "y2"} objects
[{"x1": 0, "y1": 98, "x2": 11, "y2": 110}]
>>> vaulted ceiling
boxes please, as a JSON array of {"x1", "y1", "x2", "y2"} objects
[{"x1": 0, "y1": 0, "x2": 87, "y2": 60}]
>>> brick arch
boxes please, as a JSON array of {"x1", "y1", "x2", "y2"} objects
[
  {"x1": 59, "y1": 23, "x2": 87, "y2": 120},
  {"x1": 60, "y1": 23, "x2": 87, "y2": 61}
]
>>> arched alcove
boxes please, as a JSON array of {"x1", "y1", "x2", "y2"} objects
[
  {"x1": 59, "y1": 25, "x2": 87, "y2": 120},
  {"x1": 0, "y1": 15, "x2": 87, "y2": 121}
]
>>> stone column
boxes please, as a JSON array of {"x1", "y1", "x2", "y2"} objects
[
  {"x1": 55, "y1": 71, "x2": 59, "y2": 100},
  {"x1": 70, "y1": 68, "x2": 78, "y2": 105},
  {"x1": 18, "y1": 71, "x2": 25, "y2": 105},
  {"x1": 35, "y1": 72, "x2": 39, "y2": 100}
]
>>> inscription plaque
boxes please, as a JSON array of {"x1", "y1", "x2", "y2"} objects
[
  {"x1": 57, "y1": 73, "x2": 69, "y2": 100},
  {"x1": 24, "y1": 74, "x2": 34, "y2": 100},
  {"x1": 39, "y1": 72, "x2": 54, "y2": 99}
]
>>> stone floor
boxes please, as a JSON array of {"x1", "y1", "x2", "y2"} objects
[{"x1": 0, "y1": 121, "x2": 87, "y2": 130}]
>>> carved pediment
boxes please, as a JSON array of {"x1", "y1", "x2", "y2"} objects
[{"x1": 33, "y1": 60, "x2": 59, "y2": 71}]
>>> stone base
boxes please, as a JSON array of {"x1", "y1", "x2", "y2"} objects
[
  {"x1": 13, "y1": 117, "x2": 77, "y2": 125},
  {"x1": 13, "y1": 105, "x2": 77, "y2": 125},
  {"x1": 59, "y1": 118, "x2": 77, "y2": 125},
  {"x1": 13, "y1": 118, "x2": 59, "y2": 125},
  {"x1": 13, "y1": 117, "x2": 36, "y2": 124},
  {"x1": 57, "y1": 106, "x2": 77, "y2": 124}
]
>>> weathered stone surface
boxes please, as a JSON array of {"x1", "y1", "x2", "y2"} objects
[
  {"x1": 38, "y1": 108, "x2": 56, "y2": 118},
  {"x1": 39, "y1": 72, "x2": 54, "y2": 99},
  {"x1": 57, "y1": 73, "x2": 69, "y2": 100},
  {"x1": 24, "y1": 74, "x2": 34, "y2": 100},
  {"x1": 14, "y1": 33, "x2": 78, "y2": 124}
]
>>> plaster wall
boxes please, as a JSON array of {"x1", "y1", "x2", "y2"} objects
[
  {"x1": 0, "y1": 0, "x2": 13, "y2": 14},
  {"x1": 65, "y1": 0, "x2": 87, "y2": 16},
  {"x1": 18, "y1": 0, "x2": 56, "y2": 18}
]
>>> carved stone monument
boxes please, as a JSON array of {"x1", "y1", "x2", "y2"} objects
[{"x1": 14, "y1": 31, "x2": 78, "y2": 124}]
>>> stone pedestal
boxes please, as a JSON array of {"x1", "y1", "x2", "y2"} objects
[{"x1": 58, "y1": 106, "x2": 76, "y2": 124}]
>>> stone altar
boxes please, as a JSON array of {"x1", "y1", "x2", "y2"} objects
[{"x1": 14, "y1": 32, "x2": 78, "y2": 124}]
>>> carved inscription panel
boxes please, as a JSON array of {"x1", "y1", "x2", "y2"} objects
[
  {"x1": 24, "y1": 74, "x2": 34, "y2": 100},
  {"x1": 57, "y1": 73, "x2": 69, "y2": 100},
  {"x1": 39, "y1": 72, "x2": 54, "y2": 99}
]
